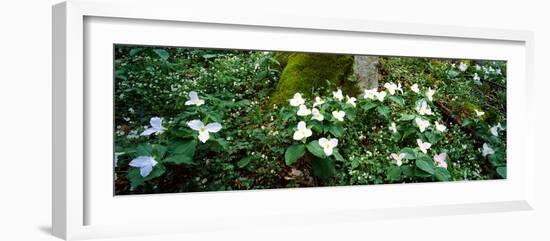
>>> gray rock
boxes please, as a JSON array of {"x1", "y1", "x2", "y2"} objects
[{"x1": 353, "y1": 55, "x2": 379, "y2": 90}]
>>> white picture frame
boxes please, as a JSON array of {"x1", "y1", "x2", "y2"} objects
[{"x1": 52, "y1": 0, "x2": 535, "y2": 240}]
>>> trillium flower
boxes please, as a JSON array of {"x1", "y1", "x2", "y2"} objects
[
  {"x1": 474, "y1": 109, "x2": 485, "y2": 117},
  {"x1": 374, "y1": 91, "x2": 387, "y2": 102},
  {"x1": 435, "y1": 121, "x2": 447, "y2": 132},
  {"x1": 185, "y1": 91, "x2": 205, "y2": 106},
  {"x1": 415, "y1": 117, "x2": 430, "y2": 133},
  {"x1": 415, "y1": 100, "x2": 433, "y2": 116},
  {"x1": 433, "y1": 153, "x2": 448, "y2": 169},
  {"x1": 489, "y1": 123, "x2": 504, "y2": 136},
  {"x1": 313, "y1": 96, "x2": 325, "y2": 107},
  {"x1": 332, "y1": 110, "x2": 346, "y2": 122},
  {"x1": 391, "y1": 153, "x2": 405, "y2": 166},
  {"x1": 311, "y1": 108, "x2": 324, "y2": 121},
  {"x1": 293, "y1": 121, "x2": 312, "y2": 141},
  {"x1": 289, "y1": 93, "x2": 305, "y2": 107},
  {"x1": 363, "y1": 88, "x2": 377, "y2": 99},
  {"x1": 475, "y1": 64, "x2": 481, "y2": 71},
  {"x1": 397, "y1": 82, "x2": 403, "y2": 94},
  {"x1": 141, "y1": 117, "x2": 167, "y2": 136},
  {"x1": 426, "y1": 88, "x2": 436, "y2": 102},
  {"x1": 187, "y1": 120, "x2": 222, "y2": 143},
  {"x1": 346, "y1": 96, "x2": 357, "y2": 107},
  {"x1": 459, "y1": 62, "x2": 468, "y2": 72},
  {"x1": 417, "y1": 139, "x2": 432, "y2": 154},
  {"x1": 489, "y1": 125, "x2": 499, "y2": 136},
  {"x1": 389, "y1": 122, "x2": 397, "y2": 133},
  {"x1": 410, "y1": 84, "x2": 420, "y2": 94},
  {"x1": 482, "y1": 143, "x2": 495, "y2": 157},
  {"x1": 384, "y1": 82, "x2": 400, "y2": 95},
  {"x1": 297, "y1": 104, "x2": 311, "y2": 116},
  {"x1": 129, "y1": 156, "x2": 158, "y2": 177},
  {"x1": 473, "y1": 73, "x2": 480, "y2": 82},
  {"x1": 333, "y1": 89, "x2": 344, "y2": 101},
  {"x1": 318, "y1": 137, "x2": 338, "y2": 156},
  {"x1": 389, "y1": 122, "x2": 398, "y2": 133}
]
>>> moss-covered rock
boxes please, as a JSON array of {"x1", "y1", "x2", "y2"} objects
[
  {"x1": 270, "y1": 53, "x2": 358, "y2": 106},
  {"x1": 273, "y1": 52, "x2": 291, "y2": 70}
]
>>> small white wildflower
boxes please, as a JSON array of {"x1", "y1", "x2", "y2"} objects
[
  {"x1": 129, "y1": 156, "x2": 158, "y2": 177},
  {"x1": 410, "y1": 83, "x2": 420, "y2": 94},
  {"x1": 333, "y1": 89, "x2": 344, "y2": 101},
  {"x1": 389, "y1": 122, "x2": 397, "y2": 133},
  {"x1": 187, "y1": 120, "x2": 222, "y2": 143},
  {"x1": 297, "y1": 104, "x2": 311, "y2": 116},
  {"x1": 141, "y1": 117, "x2": 167, "y2": 136},
  {"x1": 289, "y1": 93, "x2": 305, "y2": 107},
  {"x1": 417, "y1": 139, "x2": 432, "y2": 154},
  {"x1": 185, "y1": 91, "x2": 205, "y2": 106},
  {"x1": 459, "y1": 62, "x2": 468, "y2": 72},
  {"x1": 346, "y1": 96, "x2": 357, "y2": 107},
  {"x1": 435, "y1": 121, "x2": 447, "y2": 132},
  {"x1": 293, "y1": 121, "x2": 312, "y2": 141},
  {"x1": 332, "y1": 110, "x2": 345, "y2": 122},
  {"x1": 318, "y1": 137, "x2": 338, "y2": 156},
  {"x1": 390, "y1": 153, "x2": 405, "y2": 166}
]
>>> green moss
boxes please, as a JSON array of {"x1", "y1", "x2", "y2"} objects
[
  {"x1": 273, "y1": 52, "x2": 291, "y2": 70},
  {"x1": 270, "y1": 53, "x2": 358, "y2": 106}
]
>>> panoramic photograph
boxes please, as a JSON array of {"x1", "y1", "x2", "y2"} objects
[{"x1": 113, "y1": 45, "x2": 507, "y2": 195}]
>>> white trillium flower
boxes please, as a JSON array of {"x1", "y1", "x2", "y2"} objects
[
  {"x1": 426, "y1": 88, "x2": 436, "y2": 102},
  {"x1": 289, "y1": 93, "x2": 305, "y2": 107},
  {"x1": 129, "y1": 156, "x2": 158, "y2": 177},
  {"x1": 397, "y1": 82, "x2": 403, "y2": 94},
  {"x1": 384, "y1": 82, "x2": 400, "y2": 95},
  {"x1": 293, "y1": 121, "x2": 312, "y2": 141},
  {"x1": 474, "y1": 109, "x2": 485, "y2": 117},
  {"x1": 363, "y1": 88, "x2": 377, "y2": 99},
  {"x1": 475, "y1": 64, "x2": 481, "y2": 71},
  {"x1": 141, "y1": 117, "x2": 167, "y2": 136},
  {"x1": 311, "y1": 108, "x2": 324, "y2": 121},
  {"x1": 187, "y1": 120, "x2": 222, "y2": 143},
  {"x1": 374, "y1": 91, "x2": 387, "y2": 102},
  {"x1": 489, "y1": 123, "x2": 504, "y2": 136},
  {"x1": 433, "y1": 153, "x2": 448, "y2": 169},
  {"x1": 459, "y1": 62, "x2": 468, "y2": 72},
  {"x1": 482, "y1": 143, "x2": 495, "y2": 157},
  {"x1": 185, "y1": 91, "x2": 205, "y2": 106},
  {"x1": 391, "y1": 153, "x2": 405, "y2": 166},
  {"x1": 332, "y1": 110, "x2": 346, "y2": 122},
  {"x1": 415, "y1": 100, "x2": 433, "y2": 116},
  {"x1": 297, "y1": 104, "x2": 312, "y2": 116},
  {"x1": 417, "y1": 139, "x2": 432, "y2": 154},
  {"x1": 313, "y1": 96, "x2": 325, "y2": 107},
  {"x1": 333, "y1": 89, "x2": 344, "y2": 101},
  {"x1": 435, "y1": 121, "x2": 447, "y2": 132},
  {"x1": 473, "y1": 73, "x2": 480, "y2": 82},
  {"x1": 490, "y1": 125, "x2": 499, "y2": 136},
  {"x1": 411, "y1": 83, "x2": 420, "y2": 94},
  {"x1": 415, "y1": 117, "x2": 430, "y2": 133},
  {"x1": 346, "y1": 96, "x2": 357, "y2": 107},
  {"x1": 389, "y1": 122, "x2": 397, "y2": 133},
  {"x1": 319, "y1": 137, "x2": 338, "y2": 156}
]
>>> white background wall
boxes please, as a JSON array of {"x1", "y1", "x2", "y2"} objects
[{"x1": 0, "y1": 0, "x2": 548, "y2": 240}]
